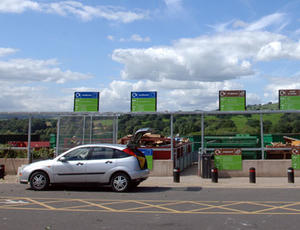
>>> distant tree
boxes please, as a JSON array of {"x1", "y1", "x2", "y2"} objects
[
  {"x1": 246, "y1": 119, "x2": 260, "y2": 128},
  {"x1": 263, "y1": 120, "x2": 272, "y2": 133}
]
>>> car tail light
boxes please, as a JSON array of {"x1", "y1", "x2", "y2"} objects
[{"x1": 123, "y1": 148, "x2": 147, "y2": 169}]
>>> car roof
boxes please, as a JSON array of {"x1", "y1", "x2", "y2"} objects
[{"x1": 73, "y1": 143, "x2": 127, "y2": 151}]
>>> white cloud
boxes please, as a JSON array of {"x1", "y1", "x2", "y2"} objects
[
  {"x1": 256, "y1": 40, "x2": 300, "y2": 61},
  {"x1": 265, "y1": 75, "x2": 300, "y2": 102},
  {"x1": 0, "y1": 0, "x2": 40, "y2": 13},
  {"x1": 98, "y1": 79, "x2": 242, "y2": 112},
  {"x1": 233, "y1": 20, "x2": 248, "y2": 28},
  {"x1": 0, "y1": 0, "x2": 148, "y2": 23},
  {"x1": 107, "y1": 35, "x2": 115, "y2": 41},
  {"x1": 245, "y1": 13, "x2": 287, "y2": 31},
  {"x1": 246, "y1": 93, "x2": 262, "y2": 105},
  {"x1": 113, "y1": 31, "x2": 272, "y2": 82},
  {"x1": 0, "y1": 48, "x2": 18, "y2": 57},
  {"x1": 164, "y1": 0, "x2": 183, "y2": 12},
  {"x1": 119, "y1": 34, "x2": 151, "y2": 42},
  {"x1": 0, "y1": 56, "x2": 92, "y2": 84},
  {"x1": 112, "y1": 13, "x2": 300, "y2": 83},
  {"x1": 0, "y1": 85, "x2": 71, "y2": 112}
]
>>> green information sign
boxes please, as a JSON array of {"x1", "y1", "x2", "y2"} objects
[
  {"x1": 214, "y1": 149, "x2": 242, "y2": 170},
  {"x1": 74, "y1": 92, "x2": 99, "y2": 112},
  {"x1": 291, "y1": 148, "x2": 300, "y2": 170},
  {"x1": 219, "y1": 90, "x2": 246, "y2": 111},
  {"x1": 279, "y1": 90, "x2": 300, "y2": 110},
  {"x1": 131, "y1": 92, "x2": 157, "y2": 112}
]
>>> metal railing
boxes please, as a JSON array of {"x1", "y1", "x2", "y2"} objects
[{"x1": 0, "y1": 110, "x2": 300, "y2": 163}]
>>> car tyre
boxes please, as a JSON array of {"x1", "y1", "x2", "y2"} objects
[
  {"x1": 111, "y1": 172, "x2": 130, "y2": 192},
  {"x1": 30, "y1": 171, "x2": 49, "y2": 191}
]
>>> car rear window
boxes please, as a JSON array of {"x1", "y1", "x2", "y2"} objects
[{"x1": 113, "y1": 150, "x2": 131, "y2": 159}]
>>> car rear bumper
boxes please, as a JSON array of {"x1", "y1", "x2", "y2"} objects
[{"x1": 130, "y1": 169, "x2": 149, "y2": 181}]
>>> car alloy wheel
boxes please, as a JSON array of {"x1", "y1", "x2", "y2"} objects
[
  {"x1": 30, "y1": 171, "x2": 49, "y2": 191},
  {"x1": 111, "y1": 173, "x2": 129, "y2": 192}
]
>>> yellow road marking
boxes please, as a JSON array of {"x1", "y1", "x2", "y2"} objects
[
  {"x1": 189, "y1": 201, "x2": 250, "y2": 214},
  {"x1": 2, "y1": 197, "x2": 300, "y2": 215},
  {"x1": 253, "y1": 202, "x2": 300, "y2": 214},
  {"x1": 122, "y1": 200, "x2": 182, "y2": 213},
  {"x1": 25, "y1": 198, "x2": 56, "y2": 210},
  {"x1": 76, "y1": 199, "x2": 117, "y2": 212}
]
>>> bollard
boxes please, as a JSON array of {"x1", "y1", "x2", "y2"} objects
[
  {"x1": 0, "y1": 164, "x2": 4, "y2": 179},
  {"x1": 211, "y1": 168, "x2": 218, "y2": 183},
  {"x1": 173, "y1": 168, "x2": 180, "y2": 183},
  {"x1": 249, "y1": 167, "x2": 256, "y2": 183},
  {"x1": 288, "y1": 167, "x2": 294, "y2": 183}
]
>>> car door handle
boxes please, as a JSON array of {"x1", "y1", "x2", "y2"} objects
[
  {"x1": 105, "y1": 161, "x2": 113, "y2": 164},
  {"x1": 76, "y1": 162, "x2": 84, "y2": 166}
]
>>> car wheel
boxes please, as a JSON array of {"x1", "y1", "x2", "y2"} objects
[
  {"x1": 111, "y1": 173, "x2": 130, "y2": 192},
  {"x1": 30, "y1": 171, "x2": 49, "y2": 191}
]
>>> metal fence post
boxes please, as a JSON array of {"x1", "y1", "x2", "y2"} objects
[
  {"x1": 199, "y1": 112, "x2": 205, "y2": 176},
  {"x1": 260, "y1": 113, "x2": 265, "y2": 160},
  {"x1": 115, "y1": 115, "x2": 118, "y2": 144},
  {"x1": 55, "y1": 116, "x2": 60, "y2": 157},
  {"x1": 89, "y1": 115, "x2": 93, "y2": 144},
  {"x1": 170, "y1": 114, "x2": 174, "y2": 162},
  {"x1": 113, "y1": 116, "x2": 116, "y2": 144},
  {"x1": 82, "y1": 115, "x2": 86, "y2": 144},
  {"x1": 27, "y1": 116, "x2": 32, "y2": 163}
]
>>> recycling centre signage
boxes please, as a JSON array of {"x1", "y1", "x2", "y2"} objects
[
  {"x1": 219, "y1": 90, "x2": 246, "y2": 111},
  {"x1": 74, "y1": 92, "x2": 99, "y2": 112},
  {"x1": 292, "y1": 147, "x2": 300, "y2": 170},
  {"x1": 131, "y1": 91, "x2": 157, "y2": 112},
  {"x1": 279, "y1": 89, "x2": 300, "y2": 110},
  {"x1": 214, "y1": 148, "x2": 242, "y2": 170}
]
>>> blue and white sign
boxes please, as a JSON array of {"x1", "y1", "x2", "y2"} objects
[
  {"x1": 75, "y1": 92, "x2": 99, "y2": 99},
  {"x1": 131, "y1": 92, "x2": 157, "y2": 99}
]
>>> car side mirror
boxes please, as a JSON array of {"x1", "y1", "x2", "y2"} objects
[{"x1": 59, "y1": 156, "x2": 67, "y2": 162}]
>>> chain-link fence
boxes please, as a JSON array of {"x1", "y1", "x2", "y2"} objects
[
  {"x1": 1, "y1": 110, "x2": 300, "y2": 164},
  {"x1": 57, "y1": 115, "x2": 115, "y2": 154}
]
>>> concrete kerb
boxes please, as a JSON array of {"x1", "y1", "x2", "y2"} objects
[{"x1": 2, "y1": 174, "x2": 300, "y2": 188}]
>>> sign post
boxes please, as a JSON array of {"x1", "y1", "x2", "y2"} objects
[
  {"x1": 74, "y1": 92, "x2": 99, "y2": 112},
  {"x1": 214, "y1": 148, "x2": 242, "y2": 170},
  {"x1": 279, "y1": 90, "x2": 300, "y2": 110},
  {"x1": 131, "y1": 91, "x2": 157, "y2": 112},
  {"x1": 219, "y1": 90, "x2": 246, "y2": 111},
  {"x1": 292, "y1": 147, "x2": 300, "y2": 170}
]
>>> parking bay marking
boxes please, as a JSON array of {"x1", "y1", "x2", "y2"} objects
[{"x1": 1, "y1": 197, "x2": 300, "y2": 215}]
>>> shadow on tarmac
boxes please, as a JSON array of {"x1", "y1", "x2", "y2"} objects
[{"x1": 26, "y1": 185, "x2": 203, "y2": 193}]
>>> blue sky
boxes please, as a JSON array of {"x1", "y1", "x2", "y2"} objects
[{"x1": 1, "y1": 0, "x2": 300, "y2": 112}]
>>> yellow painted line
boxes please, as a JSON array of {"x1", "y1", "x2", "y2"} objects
[
  {"x1": 25, "y1": 198, "x2": 56, "y2": 210},
  {"x1": 40, "y1": 200, "x2": 75, "y2": 205},
  {"x1": 189, "y1": 201, "x2": 250, "y2": 214},
  {"x1": 253, "y1": 202, "x2": 300, "y2": 214},
  {"x1": 122, "y1": 200, "x2": 187, "y2": 212},
  {"x1": 76, "y1": 199, "x2": 117, "y2": 212},
  {"x1": 58, "y1": 204, "x2": 97, "y2": 210},
  {"x1": 240, "y1": 201, "x2": 300, "y2": 213},
  {"x1": 3, "y1": 205, "x2": 300, "y2": 215},
  {"x1": 2, "y1": 197, "x2": 300, "y2": 215},
  {"x1": 126, "y1": 200, "x2": 181, "y2": 213}
]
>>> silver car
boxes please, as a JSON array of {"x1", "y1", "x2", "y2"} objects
[{"x1": 19, "y1": 129, "x2": 150, "y2": 192}]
